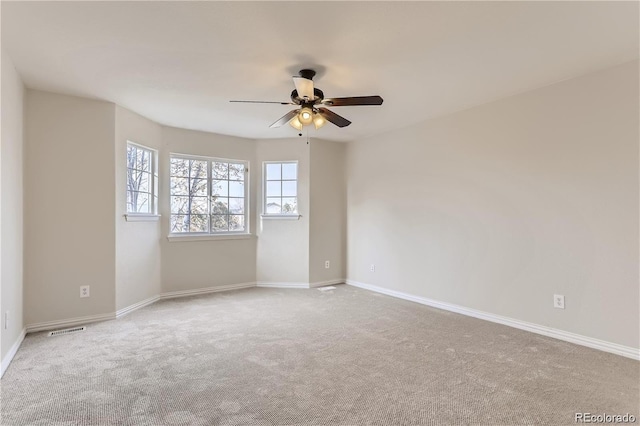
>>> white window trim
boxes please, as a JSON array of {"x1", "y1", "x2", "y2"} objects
[
  {"x1": 262, "y1": 160, "x2": 299, "y2": 217},
  {"x1": 168, "y1": 152, "x2": 250, "y2": 236},
  {"x1": 167, "y1": 233, "x2": 255, "y2": 242},
  {"x1": 126, "y1": 141, "x2": 158, "y2": 216},
  {"x1": 124, "y1": 214, "x2": 161, "y2": 222},
  {"x1": 260, "y1": 214, "x2": 301, "y2": 220}
]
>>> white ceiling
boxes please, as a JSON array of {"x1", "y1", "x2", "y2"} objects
[{"x1": 2, "y1": 1, "x2": 638, "y2": 142}]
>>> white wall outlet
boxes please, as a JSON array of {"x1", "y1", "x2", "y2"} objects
[
  {"x1": 553, "y1": 294, "x2": 565, "y2": 309},
  {"x1": 370, "y1": 264, "x2": 376, "y2": 272},
  {"x1": 4, "y1": 312, "x2": 8, "y2": 330},
  {"x1": 80, "y1": 285, "x2": 90, "y2": 298},
  {"x1": 325, "y1": 260, "x2": 330, "y2": 269}
]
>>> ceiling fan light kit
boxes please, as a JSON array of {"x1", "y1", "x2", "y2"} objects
[{"x1": 231, "y1": 68, "x2": 384, "y2": 132}]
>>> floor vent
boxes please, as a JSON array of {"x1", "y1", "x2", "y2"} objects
[
  {"x1": 317, "y1": 286, "x2": 336, "y2": 292},
  {"x1": 48, "y1": 326, "x2": 86, "y2": 337}
]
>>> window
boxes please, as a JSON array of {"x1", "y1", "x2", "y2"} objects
[
  {"x1": 263, "y1": 162, "x2": 298, "y2": 215},
  {"x1": 170, "y1": 154, "x2": 248, "y2": 234},
  {"x1": 126, "y1": 142, "x2": 158, "y2": 215}
]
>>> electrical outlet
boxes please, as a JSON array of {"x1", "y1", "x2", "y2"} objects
[
  {"x1": 553, "y1": 294, "x2": 565, "y2": 309},
  {"x1": 325, "y1": 260, "x2": 330, "y2": 269},
  {"x1": 80, "y1": 285, "x2": 90, "y2": 298},
  {"x1": 4, "y1": 312, "x2": 8, "y2": 330},
  {"x1": 370, "y1": 264, "x2": 375, "y2": 272}
]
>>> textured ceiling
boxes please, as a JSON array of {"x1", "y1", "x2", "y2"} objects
[{"x1": 2, "y1": 1, "x2": 638, "y2": 141}]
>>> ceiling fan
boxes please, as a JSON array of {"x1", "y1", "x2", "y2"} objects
[{"x1": 230, "y1": 69, "x2": 383, "y2": 130}]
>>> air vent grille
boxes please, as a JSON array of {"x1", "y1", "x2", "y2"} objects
[{"x1": 48, "y1": 326, "x2": 86, "y2": 337}]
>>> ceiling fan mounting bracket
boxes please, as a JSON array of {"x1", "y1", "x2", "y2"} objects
[{"x1": 298, "y1": 69, "x2": 316, "y2": 80}]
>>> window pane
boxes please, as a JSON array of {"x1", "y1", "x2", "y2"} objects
[
  {"x1": 266, "y1": 163, "x2": 281, "y2": 180},
  {"x1": 228, "y1": 198, "x2": 244, "y2": 214},
  {"x1": 190, "y1": 214, "x2": 208, "y2": 232},
  {"x1": 128, "y1": 191, "x2": 144, "y2": 213},
  {"x1": 138, "y1": 172, "x2": 150, "y2": 193},
  {"x1": 229, "y1": 181, "x2": 244, "y2": 197},
  {"x1": 266, "y1": 181, "x2": 281, "y2": 197},
  {"x1": 136, "y1": 192, "x2": 150, "y2": 213},
  {"x1": 211, "y1": 214, "x2": 229, "y2": 232},
  {"x1": 229, "y1": 163, "x2": 244, "y2": 181},
  {"x1": 229, "y1": 215, "x2": 245, "y2": 231},
  {"x1": 282, "y1": 197, "x2": 297, "y2": 214},
  {"x1": 212, "y1": 162, "x2": 228, "y2": 179},
  {"x1": 191, "y1": 196, "x2": 208, "y2": 214},
  {"x1": 282, "y1": 163, "x2": 297, "y2": 180},
  {"x1": 127, "y1": 146, "x2": 136, "y2": 170},
  {"x1": 190, "y1": 160, "x2": 208, "y2": 179},
  {"x1": 211, "y1": 180, "x2": 228, "y2": 197},
  {"x1": 170, "y1": 214, "x2": 189, "y2": 233},
  {"x1": 282, "y1": 181, "x2": 296, "y2": 197},
  {"x1": 126, "y1": 191, "x2": 134, "y2": 212},
  {"x1": 211, "y1": 198, "x2": 229, "y2": 214},
  {"x1": 171, "y1": 196, "x2": 190, "y2": 214},
  {"x1": 127, "y1": 168, "x2": 138, "y2": 192},
  {"x1": 191, "y1": 178, "x2": 208, "y2": 196},
  {"x1": 170, "y1": 177, "x2": 189, "y2": 195},
  {"x1": 137, "y1": 149, "x2": 150, "y2": 172},
  {"x1": 170, "y1": 158, "x2": 189, "y2": 177},
  {"x1": 266, "y1": 198, "x2": 282, "y2": 214}
]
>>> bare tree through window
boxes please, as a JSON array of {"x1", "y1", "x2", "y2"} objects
[
  {"x1": 127, "y1": 143, "x2": 156, "y2": 214},
  {"x1": 170, "y1": 155, "x2": 247, "y2": 234}
]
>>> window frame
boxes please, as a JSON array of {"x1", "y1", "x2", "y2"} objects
[
  {"x1": 261, "y1": 161, "x2": 300, "y2": 219},
  {"x1": 125, "y1": 141, "x2": 159, "y2": 220},
  {"x1": 168, "y1": 152, "x2": 250, "y2": 236}
]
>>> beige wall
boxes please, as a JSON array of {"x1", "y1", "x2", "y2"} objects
[
  {"x1": 115, "y1": 107, "x2": 162, "y2": 310},
  {"x1": 256, "y1": 139, "x2": 310, "y2": 285},
  {"x1": 160, "y1": 126, "x2": 257, "y2": 292},
  {"x1": 25, "y1": 91, "x2": 116, "y2": 325},
  {"x1": 346, "y1": 60, "x2": 639, "y2": 349},
  {"x1": 1, "y1": 49, "x2": 25, "y2": 362},
  {"x1": 309, "y1": 140, "x2": 346, "y2": 284}
]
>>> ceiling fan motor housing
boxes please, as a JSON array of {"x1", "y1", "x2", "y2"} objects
[{"x1": 291, "y1": 88, "x2": 324, "y2": 105}]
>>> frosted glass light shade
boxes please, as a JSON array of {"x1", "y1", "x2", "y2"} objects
[
  {"x1": 289, "y1": 116, "x2": 303, "y2": 131},
  {"x1": 299, "y1": 107, "x2": 314, "y2": 125},
  {"x1": 313, "y1": 113, "x2": 327, "y2": 129}
]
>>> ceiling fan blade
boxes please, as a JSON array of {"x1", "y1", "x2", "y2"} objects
[
  {"x1": 317, "y1": 107, "x2": 352, "y2": 128},
  {"x1": 230, "y1": 100, "x2": 294, "y2": 105},
  {"x1": 321, "y1": 96, "x2": 384, "y2": 106},
  {"x1": 269, "y1": 109, "x2": 299, "y2": 128},
  {"x1": 293, "y1": 76, "x2": 314, "y2": 101}
]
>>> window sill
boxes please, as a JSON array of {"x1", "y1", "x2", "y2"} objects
[
  {"x1": 261, "y1": 214, "x2": 301, "y2": 220},
  {"x1": 124, "y1": 214, "x2": 161, "y2": 222},
  {"x1": 167, "y1": 233, "x2": 255, "y2": 242}
]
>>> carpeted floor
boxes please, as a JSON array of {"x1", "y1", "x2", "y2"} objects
[{"x1": 1, "y1": 285, "x2": 638, "y2": 425}]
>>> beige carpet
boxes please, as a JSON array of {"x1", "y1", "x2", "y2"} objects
[{"x1": 1, "y1": 285, "x2": 638, "y2": 425}]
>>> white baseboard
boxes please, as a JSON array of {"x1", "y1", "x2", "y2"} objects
[
  {"x1": 346, "y1": 279, "x2": 640, "y2": 361},
  {"x1": 26, "y1": 312, "x2": 116, "y2": 334},
  {"x1": 160, "y1": 282, "x2": 256, "y2": 299},
  {"x1": 257, "y1": 279, "x2": 345, "y2": 289},
  {"x1": 256, "y1": 282, "x2": 309, "y2": 289},
  {"x1": 116, "y1": 295, "x2": 161, "y2": 318},
  {"x1": 309, "y1": 279, "x2": 345, "y2": 288},
  {"x1": 1, "y1": 328, "x2": 26, "y2": 378},
  {"x1": 25, "y1": 283, "x2": 257, "y2": 336}
]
